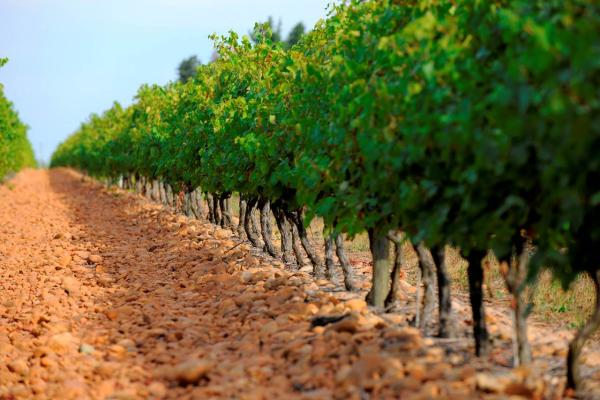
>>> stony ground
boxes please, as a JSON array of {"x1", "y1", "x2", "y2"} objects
[{"x1": 0, "y1": 169, "x2": 597, "y2": 399}]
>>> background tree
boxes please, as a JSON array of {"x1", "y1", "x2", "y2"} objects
[
  {"x1": 177, "y1": 55, "x2": 200, "y2": 83},
  {"x1": 250, "y1": 18, "x2": 305, "y2": 48},
  {"x1": 250, "y1": 16, "x2": 282, "y2": 44},
  {"x1": 285, "y1": 22, "x2": 305, "y2": 47},
  {"x1": 209, "y1": 51, "x2": 220, "y2": 64}
]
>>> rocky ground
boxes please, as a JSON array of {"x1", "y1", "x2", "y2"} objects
[{"x1": 0, "y1": 169, "x2": 598, "y2": 399}]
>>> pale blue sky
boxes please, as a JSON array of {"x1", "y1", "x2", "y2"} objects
[{"x1": 0, "y1": 0, "x2": 330, "y2": 162}]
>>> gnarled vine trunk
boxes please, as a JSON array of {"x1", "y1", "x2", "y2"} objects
[
  {"x1": 335, "y1": 234, "x2": 357, "y2": 292},
  {"x1": 366, "y1": 228, "x2": 391, "y2": 309},
  {"x1": 416, "y1": 243, "x2": 436, "y2": 334},
  {"x1": 499, "y1": 236, "x2": 532, "y2": 367},
  {"x1": 198, "y1": 189, "x2": 205, "y2": 217},
  {"x1": 185, "y1": 190, "x2": 193, "y2": 216},
  {"x1": 122, "y1": 175, "x2": 130, "y2": 190},
  {"x1": 466, "y1": 249, "x2": 489, "y2": 357},
  {"x1": 325, "y1": 236, "x2": 336, "y2": 280},
  {"x1": 206, "y1": 193, "x2": 215, "y2": 224},
  {"x1": 152, "y1": 180, "x2": 161, "y2": 202},
  {"x1": 219, "y1": 195, "x2": 233, "y2": 228},
  {"x1": 273, "y1": 206, "x2": 294, "y2": 264},
  {"x1": 567, "y1": 269, "x2": 600, "y2": 390},
  {"x1": 244, "y1": 198, "x2": 262, "y2": 248},
  {"x1": 385, "y1": 231, "x2": 404, "y2": 308},
  {"x1": 259, "y1": 200, "x2": 277, "y2": 257},
  {"x1": 291, "y1": 223, "x2": 304, "y2": 269},
  {"x1": 145, "y1": 180, "x2": 152, "y2": 199},
  {"x1": 238, "y1": 197, "x2": 247, "y2": 236},
  {"x1": 431, "y1": 246, "x2": 454, "y2": 338},
  {"x1": 250, "y1": 206, "x2": 261, "y2": 239},
  {"x1": 135, "y1": 174, "x2": 143, "y2": 194},
  {"x1": 211, "y1": 195, "x2": 220, "y2": 224},
  {"x1": 287, "y1": 209, "x2": 324, "y2": 278},
  {"x1": 164, "y1": 183, "x2": 174, "y2": 207},
  {"x1": 160, "y1": 182, "x2": 169, "y2": 205},
  {"x1": 324, "y1": 232, "x2": 356, "y2": 290},
  {"x1": 188, "y1": 190, "x2": 198, "y2": 218}
]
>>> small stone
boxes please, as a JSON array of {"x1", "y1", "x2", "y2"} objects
[
  {"x1": 382, "y1": 327, "x2": 422, "y2": 353},
  {"x1": 95, "y1": 379, "x2": 116, "y2": 398},
  {"x1": 97, "y1": 273, "x2": 115, "y2": 286},
  {"x1": 79, "y1": 344, "x2": 95, "y2": 354},
  {"x1": 240, "y1": 271, "x2": 253, "y2": 284},
  {"x1": 110, "y1": 389, "x2": 138, "y2": 400},
  {"x1": 104, "y1": 309, "x2": 119, "y2": 321},
  {"x1": 264, "y1": 277, "x2": 287, "y2": 290},
  {"x1": 63, "y1": 379, "x2": 86, "y2": 398},
  {"x1": 476, "y1": 372, "x2": 512, "y2": 393},
  {"x1": 117, "y1": 338, "x2": 136, "y2": 351},
  {"x1": 345, "y1": 299, "x2": 368, "y2": 312},
  {"x1": 108, "y1": 344, "x2": 127, "y2": 358},
  {"x1": 47, "y1": 332, "x2": 77, "y2": 353},
  {"x1": 504, "y1": 382, "x2": 536, "y2": 397},
  {"x1": 58, "y1": 254, "x2": 72, "y2": 267},
  {"x1": 40, "y1": 356, "x2": 58, "y2": 369},
  {"x1": 7, "y1": 359, "x2": 29, "y2": 376},
  {"x1": 425, "y1": 347, "x2": 445, "y2": 363},
  {"x1": 146, "y1": 328, "x2": 167, "y2": 339},
  {"x1": 305, "y1": 303, "x2": 319, "y2": 315},
  {"x1": 244, "y1": 255, "x2": 260, "y2": 268},
  {"x1": 172, "y1": 358, "x2": 213, "y2": 384},
  {"x1": 406, "y1": 361, "x2": 427, "y2": 382},
  {"x1": 148, "y1": 382, "x2": 167, "y2": 397},
  {"x1": 381, "y1": 313, "x2": 405, "y2": 325},
  {"x1": 61, "y1": 276, "x2": 80, "y2": 296},
  {"x1": 213, "y1": 228, "x2": 230, "y2": 239},
  {"x1": 73, "y1": 250, "x2": 91, "y2": 260},
  {"x1": 95, "y1": 362, "x2": 120, "y2": 378},
  {"x1": 89, "y1": 254, "x2": 103, "y2": 264},
  {"x1": 260, "y1": 321, "x2": 279, "y2": 335},
  {"x1": 31, "y1": 379, "x2": 48, "y2": 394},
  {"x1": 313, "y1": 326, "x2": 325, "y2": 334},
  {"x1": 0, "y1": 341, "x2": 14, "y2": 354},
  {"x1": 326, "y1": 313, "x2": 385, "y2": 334}
]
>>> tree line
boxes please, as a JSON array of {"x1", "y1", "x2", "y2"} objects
[{"x1": 50, "y1": 0, "x2": 600, "y2": 392}]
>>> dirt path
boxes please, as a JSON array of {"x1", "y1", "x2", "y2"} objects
[{"x1": 0, "y1": 169, "x2": 593, "y2": 399}]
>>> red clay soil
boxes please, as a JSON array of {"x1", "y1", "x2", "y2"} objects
[{"x1": 0, "y1": 169, "x2": 591, "y2": 399}]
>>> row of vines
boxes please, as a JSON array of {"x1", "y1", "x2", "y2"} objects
[
  {"x1": 50, "y1": 0, "x2": 599, "y2": 391},
  {"x1": 0, "y1": 58, "x2": 36, "y2": 179}
]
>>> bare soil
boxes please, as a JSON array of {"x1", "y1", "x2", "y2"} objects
[{"x1": 0, "y1": 169, "x2": 598, "y2": 399}]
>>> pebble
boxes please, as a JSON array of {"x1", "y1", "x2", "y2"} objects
[
  {"x1": 89, "y1": 254, "x2": 103, "y2": 264},
  {"x1": 148, "y1": 382, "x2": 167, "y2": 397},
  {"x1": 171, "y1": 358, "x2": 213, "y2": 385},
  {"x1": 47, "y1": 332, "x2": 77, "y2": 353},
  {"x1": 79, "y1": 343, "x2": 95, "y2": 354},
  {"x1": 344, "y1": 298, "x2": 368, "y2": 312},
  {"x1": 7, "y1": 359, "x2": 29, "y2": 376},
  {"x1": 61, "y1": 276, "x2": 80, "y2": 296}
]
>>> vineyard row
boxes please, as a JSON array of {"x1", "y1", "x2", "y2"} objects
[
  {"x1": 0, "y1": 58, "x2": 36, "y2": 179},
  {"x1": 50, "y1": 0, "x2": 600, "y2": 391}
]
